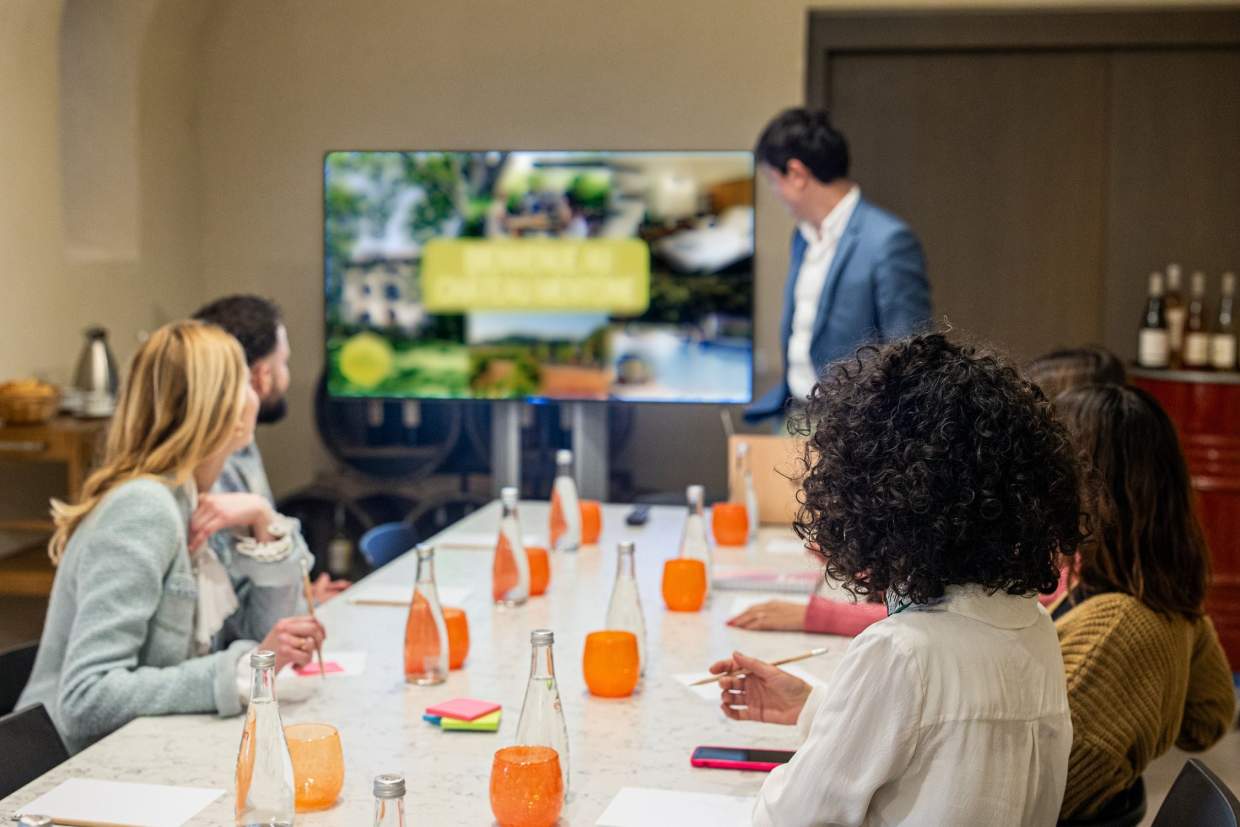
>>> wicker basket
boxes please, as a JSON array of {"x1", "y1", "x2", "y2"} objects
[{"x1": 0, "y1": 386, "x2": 61, "y2": 425}]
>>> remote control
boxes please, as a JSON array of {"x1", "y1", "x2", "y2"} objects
[{"x1": 625, "y1": 504, "x2": 651, "y2": 526}]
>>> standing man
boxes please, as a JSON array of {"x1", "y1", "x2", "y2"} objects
[
  {"x1": 194, "y1": 295, "x2": 349, "y2": 606},
  {"x1": 745, "y1": 108, "x2": 931, "y2": 423}
]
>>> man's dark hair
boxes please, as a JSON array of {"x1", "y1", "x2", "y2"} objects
[
  {"x1": 193, "y1": 295, "x2": 282, "y2": 366},
  {"x1": 754, "y1": 108, "x2": 850, "y2": 184},
  {"x1": 1025, "y1": 345, "x2": 1127, "y2": 402},
  {"x1": 791, "y1": 333, "x2": 1085, "y2": 605}
]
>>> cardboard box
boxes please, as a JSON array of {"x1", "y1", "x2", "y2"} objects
[{"x1": 727, "y1": 434, "x2": 805, "y2": 526}]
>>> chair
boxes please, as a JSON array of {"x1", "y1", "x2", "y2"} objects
[
  {"x1": 359, "y1": 522, "x2": 419, "y2": 569},
  {"x1": 0, "y1": 641, "x2": 38, "y2": 715},
  {"x1": 0, "y1": 704, "x2": 69, "y2": 799},
  {"x1": 1151, "y1": 759, "x2": 1240, "y2": 827},
  {"x1": 1058, "y1": 778, "x2": 1146, "y2": 827}
]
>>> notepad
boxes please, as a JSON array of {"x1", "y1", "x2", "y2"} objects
[
  {"x1": 712, "y1": 566, "x2": 818, "y2": 594},
  {"x1": 425, "y1": 697, "x2": 501, "y2": 721},
  {"x1": 291, "y1": 650, "x2": 367, "y2": 678},
  {"x1": 441, "y1": 709, "x2": 502, "y2": 732},
  {"x1": 596, "y1": 787, "x2": 755, "y2": 827},
  {"x1": 347, "y1": 585, "x2": 472, "y2": 607},
  {"x1": 16, "y1": 778, "x2": 223, "y2": 827}
]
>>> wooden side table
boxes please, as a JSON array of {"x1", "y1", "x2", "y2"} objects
[{"x1": 0, "y1": 416, "x2": 107, "y2": 596}]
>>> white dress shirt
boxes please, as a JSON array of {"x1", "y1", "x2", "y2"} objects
[
  {"x1": 754, "y1": 585, "x2": 1071, "y2": 827},
  {"x1": 786, "y1": 186, "x2": 861, "y2": 401}
]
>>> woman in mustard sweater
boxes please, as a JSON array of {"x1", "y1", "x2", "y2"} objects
[{"x1": 1054, "y1": 384, "x2": 1235, "y2": 820}]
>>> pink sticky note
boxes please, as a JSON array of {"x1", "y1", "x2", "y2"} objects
[
  {"x1": 295, "y1": 660, "x2": 345, "y2": 676},
  {"x1": 425, "y1": 698, "x2": 501, "y2": 722}
]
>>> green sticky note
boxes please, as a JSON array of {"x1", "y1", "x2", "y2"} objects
[{"x1": 440, "y1": 709, "x2": 502, "y2": 732}]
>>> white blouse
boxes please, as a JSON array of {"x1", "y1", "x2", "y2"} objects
[{"x1": 754, "y1": 585, "x2": 1071, "y2": 827}]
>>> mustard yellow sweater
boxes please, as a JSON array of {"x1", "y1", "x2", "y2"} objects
[{"x1": 1055, "y1": 592, "x2": 1236, "y2": 819}]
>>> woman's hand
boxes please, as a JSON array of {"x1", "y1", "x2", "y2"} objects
[
  {"x1": 726, "y1": 600, "x2": 808, "y2": 631},
  {"x1": 260, "y1": 615, "x2": 327, "y2": 673},
  {"x1": 710, "y1": 651, "x2": 812, "y2": 726},
  {"x1": 189, "y1": 492, "x2": 277, "y2": 551},
  {"x1": 311, "y1": 573, "x2": 351, "y2": 605}
]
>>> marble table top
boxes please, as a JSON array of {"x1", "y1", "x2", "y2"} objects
[{"x1": 2, "y1": 502, "x2": 852, "y2": 825}]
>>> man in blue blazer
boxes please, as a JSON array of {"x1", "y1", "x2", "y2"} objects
[{"x1": 745, "y1": 108, "x2": 931, "y2": 423}]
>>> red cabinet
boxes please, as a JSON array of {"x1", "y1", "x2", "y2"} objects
[{"x1": 1132, "y1": 368, "x2": 1240, "y2": 670}]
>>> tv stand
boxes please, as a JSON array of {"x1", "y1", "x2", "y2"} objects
[{"x1": 489, "y1": 401, "x2": 609, "y2": 501}]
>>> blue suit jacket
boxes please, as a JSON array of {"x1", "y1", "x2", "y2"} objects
[{"x1": 745, "y1": 197, "x2": 931, "y2": 422}]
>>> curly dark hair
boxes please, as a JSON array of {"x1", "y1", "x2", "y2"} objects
[{"x1": 790, "y1": 334, "x2": 1085, "y2": 605}]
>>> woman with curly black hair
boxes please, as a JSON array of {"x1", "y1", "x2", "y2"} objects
[{"x1": 710, "y1": 333, "x2": 1084, "y2": 826}]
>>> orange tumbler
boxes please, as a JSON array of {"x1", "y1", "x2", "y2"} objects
[
  {"x1": 661, "y1": 558, "x2": 708, "y2": 612},
  {"x1": 284, "y1": 723, "x2": 344, "y2": 812},
  {"x1": 489, "y1": 745, "x2": 564, "y2": 827},
  {"x1": 442, "y1": 607, "x2": 470, "y2": 670},
  {"x1": 711, "y1": 502, "x2": 749, "y2": 546},
  {"x1": 580, "y1": 500, "x2": 602, "y2": 545},
  {"x1": 582, "y1": 630, "x2": 640, "y2": 697},
  {"x1": 526, "y1": 546, "x2": 550, "y2": 596}
]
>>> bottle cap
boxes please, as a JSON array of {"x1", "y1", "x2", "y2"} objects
[
  {"x1": 1167, "y1": 262, "x2": 1183, "y2": 286},
  {"x1": 501, "y1": 487, "x2": 518, "y2": 507},
  {"x1": 736, "y1": 442, "x2": 749, "y2": 457},
  {"x1": 1223, "y1": 272, "x2": 1236, "y2": 290},
  {"x1": 18, "y1": 816, "x2": 54, "y2": 827},
  {"x1": 618, "y1": 540, "x2": 636, "y2": 555},
  {"x1": 373, "y1": 773, "x2": 406, "y2": 799},
  {"x1": 531, "y1": 628, "x2": 555, "y2": 645},
  {"x1": 416, "y1": 543, "x2": 435, "y2": 561},
  {"x1": 1192, "y1": 271, "x2": 1206, "y2": 292},
  {"x1": 556, "y1": 449, "x2": 573, "y2": 465},
  {"x1": 686, "y1": 484, "x2": 705, "y2": 503},
  {"x1": 250, "y1": 649, "x2": 276, "y2": 669}
]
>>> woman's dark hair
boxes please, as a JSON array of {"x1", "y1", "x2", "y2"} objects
[
  {"x1": 1025, "y1": 345, "x2": 1127, "y2": 402},
  {"x1": 754, "y1": 108, "x2": 849, "y2": 184},
  {"x1": 791, "y1": 334, "x2": 1084, "y2": 605},
  {"x1": 1055, "y1": 384, "x2": 1210, "y2": 619},
  {"x1": 193, "y1": 295, "x2": 282, "y2": 366}
]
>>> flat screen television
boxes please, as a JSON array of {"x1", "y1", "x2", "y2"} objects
[{"x1": 324, "y1": 150, "x2": 754, "y2": 403}]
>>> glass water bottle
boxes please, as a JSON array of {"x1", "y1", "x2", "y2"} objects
[
  {"x1": 372, "y1": 773, "x2": 407, "y2": 827},
  {"x1": 515, "y1": 629, "x2": 571, "y2": 796},
  {"x1": 493, "y1": 487, "x2": 531, "y2": 606},
  {"x1": 605, "y1": 540, "x2": 647, "y2": 675},
  {"x1": 679, "y1": 484, "x2": 713, "y2": 597},
  {"x1": 235, "y1": 650, "x2": 295, "y2": 827},
  {"x1": 404, "y1": 544, "x2": 449, "y2": 685},
  {"x1": 735, "y1": 443, "x2": 760, "y2": 543},
  {"x1": 550, "y1": 449, "x2": 582, "y2": 552}
]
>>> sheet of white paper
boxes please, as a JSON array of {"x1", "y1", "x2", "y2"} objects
[
  {"x1": 347, "y1": 584, "x2": 472, "y2": 607},
  {"x1": 596, "y1": 787, "x2": 755, "y2": 827},
  {"x1": 16, "y1": 778, "x2": 223, "y2": 827},
  {"x1": 439, "y1": 531, "x2": 544, "y2": 550},
  {"x1": 728, "y1": 593, "x2": 799, "y2": 617},
  {"x1": 288, "y1": 649, "x2": 368, "y2": 679},
  {"x1": 674, "y1": 664, "x2": 817, "y2": 702},
  {"x1": 763, "y1": 537, "x2": 807, "y2": 556}
]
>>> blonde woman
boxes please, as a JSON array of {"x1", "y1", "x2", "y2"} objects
[{"x1": 19, "y1": 321, "x2": 325, "y2": 753}]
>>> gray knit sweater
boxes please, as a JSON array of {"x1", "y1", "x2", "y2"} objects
[{"x1": 18, "y1": 477, "x2": 253, "y2": 753}]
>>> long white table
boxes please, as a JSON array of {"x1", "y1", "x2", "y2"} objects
[{"x1": 2, "y1": 502, "x2": 850, "y2": 824}]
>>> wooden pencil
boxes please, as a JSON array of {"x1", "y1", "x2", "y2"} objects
[{"x1": 689, "y1": 646, "x2": 830, "y2": 686}]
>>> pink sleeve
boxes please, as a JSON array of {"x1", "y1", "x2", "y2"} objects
[
  {"x1": 803, "y1": 594, "x2": 887, "y2": 637},
  {"x1": 1037, "y1": 565, "x2": 1070, "y2": 607}
]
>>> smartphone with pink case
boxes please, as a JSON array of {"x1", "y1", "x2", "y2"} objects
[{"x1": 691, "y1": 746, "x2": 795, "y2": 772}]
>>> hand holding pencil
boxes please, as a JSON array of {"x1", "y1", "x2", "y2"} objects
[{"x1": 707, "y1": 649, "x2": 821, "y2": 726}]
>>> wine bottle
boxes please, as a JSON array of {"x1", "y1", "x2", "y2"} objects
[
  {"x1": 1183, "y1": 271, "x2": 1211, "y2": 369},
  {"x1": 1137, "y1": 272, "x2": 1170, "y2": 369},
  {"x1": 1212, "y1": 272, "x2": 1237, "y2": 371},
  {"x1": 1165, "y1": 263, "x2": 1186, "y2": 367}
]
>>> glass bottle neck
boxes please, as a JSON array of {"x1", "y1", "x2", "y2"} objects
[
  {"x1": 250, "y1": 664, "x2": 276, "y2": 703},
  {"x1": 374, "y1": 798, "x2": 405, "y2": 827},
  {"x1": 415, "y1": 555, "x2": 436, "y2": 586},
  {"x1": 528, "y1": 642, "x2": 557, "y2": 681},
  {"x1": 616, "y1": 549, "x2": 636, "y2": 579}
]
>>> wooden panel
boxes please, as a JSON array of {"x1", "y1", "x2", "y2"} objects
[
  {"x1": 828, "y1": 51, "x2": 1108, "y2": 362},
  {"x1": 1104, "y1": 49, "x2": 1240, "y2": 361},
  {"x1": 1134, "y1": 374, "x2": 1240, "y2": 669}
]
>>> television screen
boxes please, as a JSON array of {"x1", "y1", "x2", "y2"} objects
[{"x1": 324, "y1": 151, "x2": 753, "y2": 403}]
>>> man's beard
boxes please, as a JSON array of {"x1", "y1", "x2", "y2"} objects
[{"x1": 257, "y1": 396, "x2": 288, "y2": 425}]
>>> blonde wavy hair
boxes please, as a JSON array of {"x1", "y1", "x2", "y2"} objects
[{"x1": 49, "y1": 320, "x2": 249, "y2": 563}]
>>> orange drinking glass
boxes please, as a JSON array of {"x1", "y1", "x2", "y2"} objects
[
  {"x1": 489, "y1": 745, "x2": 564, "y2": 827},
  {"x1": 526, "y1": 545, "x2": 550, "y2": 596},
  {"x1": 582, "y1": 630, "x2": 639, "y2": 697},
  {"x1": 661, "y1": 558, "x2": 708, "y2": 612},
  {"x1": 442, "y1": 606, "x2": 470, "y2": 670},
  {"x1": 711, "y1": 503, "x2": 749, "y2": 546},
  {"x1": 580, "y1": 500, "x2": 602, "y2": 545},
  {"x1": 284, "y1": 723, "x2": 344, "y2": 812}
]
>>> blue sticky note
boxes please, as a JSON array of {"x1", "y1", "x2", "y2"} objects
[{"x1": 422, "y1": 713, "x2": 442, "y2": 725}]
